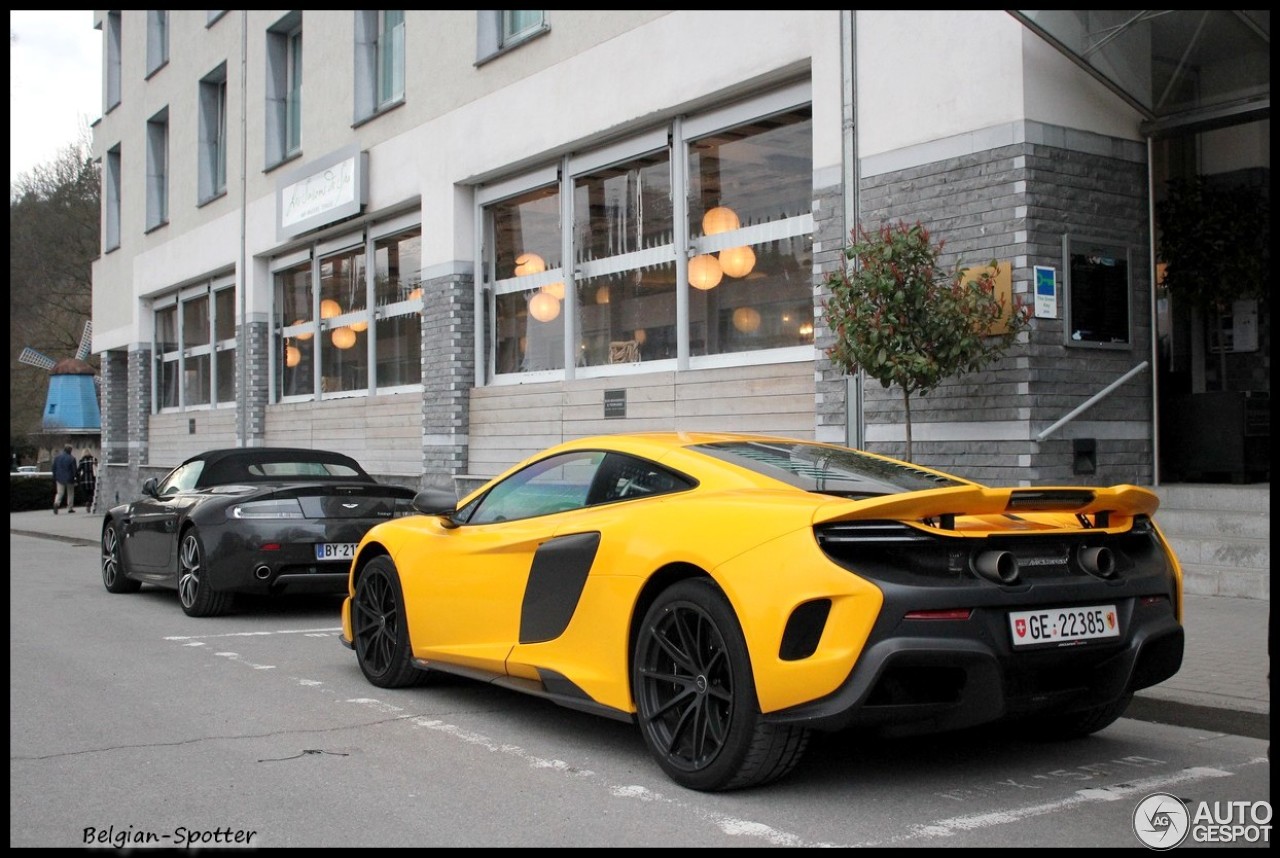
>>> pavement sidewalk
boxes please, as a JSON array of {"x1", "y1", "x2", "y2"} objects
[{"x1": 8, "y1": 508, "x2": 1270, "y2": 740}]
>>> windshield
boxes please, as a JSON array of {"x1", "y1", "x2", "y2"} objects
[{"x1": 691, "y1": 440, "x2": 966, "y2": 497}]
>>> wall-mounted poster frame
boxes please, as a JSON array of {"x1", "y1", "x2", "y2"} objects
[{"x1": 1063, "y1": 234, "x2": 1132, "y2": 350}]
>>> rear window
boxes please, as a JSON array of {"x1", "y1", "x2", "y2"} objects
[
  {"x1": 247, "y1": 460, "x2": 362, "y2": 479},
  {"x1": 691, "y1": 440, "x2": 965, "y2": 498}
]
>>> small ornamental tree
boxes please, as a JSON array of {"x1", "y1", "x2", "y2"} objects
[{"x1": 823, "y1": 221, "x2": 1029, "y2": 462}]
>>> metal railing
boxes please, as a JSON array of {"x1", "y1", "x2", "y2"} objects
[{"x1": 1036, "y1": 361, "x2": 1150, "y2": 442}]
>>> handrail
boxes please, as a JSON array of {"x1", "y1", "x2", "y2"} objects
[{"x1": 1036, "y1": 361, "x2": 1150, "y2": 442}]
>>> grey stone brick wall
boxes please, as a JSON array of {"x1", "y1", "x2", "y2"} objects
[
  {"x1": 840, "y1": 136, "x2": 1153, "y2": 485},
  {"x1": 813, "y1": 182, "x2": 851, "y2": 444},
  {"x1": 239, "y1": 320, "x2": 270, "y2": 446},
  {"x1": 95, "y1": 347, "x2": 151, "y2": 510},
  {"x1": 420, "y1": 272, "x2": 475, "y2": 490}
]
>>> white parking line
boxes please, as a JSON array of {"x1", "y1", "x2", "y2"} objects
[{"x1": 165, "y1": 627, "x2": 341, "y2": 641}]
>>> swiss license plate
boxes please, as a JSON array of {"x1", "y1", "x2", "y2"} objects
[
  {"x1": 315, "y1": 543, "x2": 358, "y2": 561},
  {"x1": 1009, "y1": 604, "x2": 1120, "y2": 647}
]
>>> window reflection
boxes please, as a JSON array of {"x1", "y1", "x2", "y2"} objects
[
  {"x1": 573, "y1": 150, "x2": 672, "y2": 263},
  {"x1": 576, "y1": 264, "x2": 677, "y2": 367},
  {"x1": 689, "y1": 235, "x2": 814, "y2": 356},
  {"x1": 276, "y1": 260, "x2": 315, "y2": 398}
]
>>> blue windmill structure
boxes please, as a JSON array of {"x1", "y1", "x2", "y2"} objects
[{"x1": 19, "y1": 321, "x2": 102, "y2": 436}]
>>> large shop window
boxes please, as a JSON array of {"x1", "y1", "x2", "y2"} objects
[
  {"x1": 153, "y1": 276, "x2": 237, "y2": 411},
  {"x1": 275, "y1": 224, "x2": 422, "y2": 401},
  {"x1": 483, "y1": 89, "x2": 813, "y2": 383}
]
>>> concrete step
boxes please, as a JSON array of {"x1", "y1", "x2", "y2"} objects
[{"x1": 1151, "y1": 484, "x2": 1270, "y2": 601}]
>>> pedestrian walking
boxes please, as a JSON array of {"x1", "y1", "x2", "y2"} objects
[{"x1": 52, "y1": 444, "x2": 77, "y2": 514}]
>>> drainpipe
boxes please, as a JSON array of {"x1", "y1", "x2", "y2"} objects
[
  {"x1": 841, "y1": 11, "x2": 863, "y2": 448},
  {"x1": 237, "y1": 10, "x2": 249, "y2": 448},
  {"x1": 1146, "y1": 136, "x2": 1161, "y2": 485}
]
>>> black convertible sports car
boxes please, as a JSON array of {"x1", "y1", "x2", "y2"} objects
[{"x1": 100, "y1": 447, "x2": 417, "y2": 617}]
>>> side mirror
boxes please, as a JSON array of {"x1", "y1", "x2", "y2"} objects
[
  {"x1": 413, "y1": 488, "x2": 460, "y2": 529},
  {"x1": 142, "y1": 477, "x2": 160, "y2": 498}
]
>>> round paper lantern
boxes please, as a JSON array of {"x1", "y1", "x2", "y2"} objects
[
  {"x1": 514, "y1": 252, "x2": 547, "y2": 276},
  {"x1": 331, "y1": 326, "x2": 357, "y2": 349},
  {"x1": 528, "y1": 291, "x2": 560, "y2": 322},
  {"x1": 320, "y1": 299, "x2": 342, "y2": 320},
  {"x1": 702, "y1": 206, "x2": 740, "y2": 235},
  {"x1": 595, "y1": 285, "x2": 610, "y2": 304},
  {"x1": 285, "y1": 345, "x2": 302, "y2": 367},
  {"x1": 633, "y1": 328, "x2": 647, "y2": 345},
  {"x1": 719, "y1": 245, "x2": 757, "y2": 278},
  {"x1": 350, "y1": 319, "x2": 369, "y2": 333},
  {"x1": 732, "y1": 306, "x2": 762, "y2": 333},
  {"x1": 541, "y1": 281, "x2": 565, "y2": 300},
  {"x1": 293, "y1": 319, "x2": 313, "y2": 341},
  {"x1": 408, "y1": 286, "x2": 423, "y2": 302},
  {"x1": 688, "y1": 254, "x2": 723, "y2": 291}
]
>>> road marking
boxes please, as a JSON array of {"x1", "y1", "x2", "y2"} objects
[
  {"x1": 165, "y1": 627, "x2": 341, "y2": 641},
  {"x1": 852, "y1": 765, "x2": 1235, "y2": 846},
  {"x1": 212, "y1": 651, "x2": 276, "y2": 670}
]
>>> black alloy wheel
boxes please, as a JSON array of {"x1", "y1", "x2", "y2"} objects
[
  {"x1": 101, "y1": 521, "x2": 141, "y2": 594},
  {"x1": 177, "y1": 529, "x2": 232, "y2": 617},
  {"x1": 352, "y1": 556, "x2": 427, "y2": 688},
  {"x1": 632, "y1": 578, "x2": 810, "y2": 791}
]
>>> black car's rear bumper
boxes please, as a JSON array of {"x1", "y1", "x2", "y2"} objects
[
  {"x1": 765, "y1": 590, "x2": 1184, "y2": 734},
  {"x1": 198, "y1": 521, "x2": 369, "y2": 596}
]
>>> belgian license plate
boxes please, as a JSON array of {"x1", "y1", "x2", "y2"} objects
[
  {"x1": 315, "y1": 543, "x2": 358, "y2": 561},
  {"x1": 1009, "y1": 604, "x2": 1120, "y2": 647}
]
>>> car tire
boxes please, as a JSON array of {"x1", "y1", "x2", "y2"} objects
[
  {"x1": 178, "y1": 529, "x2": 233, "y2": 618},
  {"x1": 1020, "y1": 692, "x2": 1134, "y2": 740},
  {"x1": 352, "y1": 556, "x2": 428, "y2": 688},
  {"x1": 632, "y1": 578, "x2": 810, "y2": 791},
  {"x1": 101, "y1": 520, "x2": 141, "y2": 594}
]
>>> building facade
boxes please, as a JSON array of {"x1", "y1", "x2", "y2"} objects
[{"x1": 89, "y1": 11, "x2": 1270, "y2": 506}]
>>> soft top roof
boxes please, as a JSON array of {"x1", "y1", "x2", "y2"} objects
[{"x1": 188, "y1": 447, "x2": 373, "y2": 487}]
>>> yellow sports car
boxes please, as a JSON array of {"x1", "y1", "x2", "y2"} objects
[{"x1": 340, "y1": 432, "x2": 1184, "y2": 791}]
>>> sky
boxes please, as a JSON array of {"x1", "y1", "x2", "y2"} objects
[{"x1": 9, "y1": 10, "x2": 101, "y2": 186}]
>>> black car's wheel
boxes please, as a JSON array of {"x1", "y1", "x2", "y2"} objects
[
  {"x1": 352, "y1": 556, "x2": 428, "y2": 688},
  {"x1": 177, "y1": 529, "x2": 232, "y2": 618},
  {"x1": 101, "y1": 520, "x2": 141, "y2": 594},
  {"x1": 632, "y1": 578, "x2": 810, "y2": 791},
  {"x1": 1020, "y1": 692, "x2": 1135, "y2": 740}
]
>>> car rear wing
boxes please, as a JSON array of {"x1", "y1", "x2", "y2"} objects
[{"x1": 810, "y1": 484, "x2": 1159, "y2": 530}]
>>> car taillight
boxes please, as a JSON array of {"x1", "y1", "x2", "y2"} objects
[{"x1": 229, "y1": 498, "x2": 305, "y2": 519}]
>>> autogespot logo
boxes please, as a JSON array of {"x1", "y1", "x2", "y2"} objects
[{"x1": 1133, "y1": 792, "x2": 1190, "y2": 850}]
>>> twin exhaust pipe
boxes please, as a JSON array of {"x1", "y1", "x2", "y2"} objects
[{"x1": 969, "y1": 545, "x2": 1115, "y2": 585}]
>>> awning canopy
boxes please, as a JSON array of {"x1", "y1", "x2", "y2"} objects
[{"x1": 1011, "y1": 10, "x2": 1270, "y2": 137}]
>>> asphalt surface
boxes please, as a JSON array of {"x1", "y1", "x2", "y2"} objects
[{"x1": 10, "y1": 507, "x2": 1270, "y2": 742}]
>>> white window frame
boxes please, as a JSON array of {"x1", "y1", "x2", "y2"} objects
[{"x1": 271, "y1": 217, "x2": 424, "y2": 404}]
